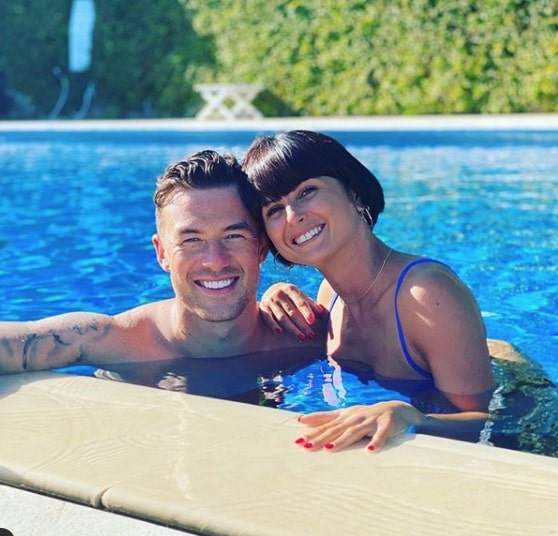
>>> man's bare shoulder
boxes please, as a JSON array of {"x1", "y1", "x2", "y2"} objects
[
  {"x1": 103, "y1": 299, "x2": 176, "y2": 358},
  {"x1": 113, "y1": 299, "x2": 173, "y2": 327}
]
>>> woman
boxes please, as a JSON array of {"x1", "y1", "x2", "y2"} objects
[{"x1": 242, "y1": 130, "x2": 523, "y2": 453}]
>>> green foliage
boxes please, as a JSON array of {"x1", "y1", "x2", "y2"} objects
[
  {"x1": 0, "y1": 0, "x2": 212, "y2": 118},
  {"x1": 92, "y1": 0, "x2": 212, "y2": 117},
  {"x1": 188, "y1": 0, "x2": 558, "y2": 115},
  {"x1": 0, "y1": 1, "x2": 69, "y2": 117},
  {"x1": 0, "y1": 0, "x2": 556, "y2": 117}
]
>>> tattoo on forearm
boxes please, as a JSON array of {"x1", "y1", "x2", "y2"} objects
[
  {"x1": 22, "y1": 333, "x2": 40, "y2": 370},
  {"x1": 1, "y1": 339, "x2": 15, "y2": 360},
  {"x1": 20, "y1": 322, "x2": 108, "y2": 371}
]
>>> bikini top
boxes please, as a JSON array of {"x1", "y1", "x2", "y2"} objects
[{"x1": 325, "y1": 258, "x2": 451, "y2": 379}]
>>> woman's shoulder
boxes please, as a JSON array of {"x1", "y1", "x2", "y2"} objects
[
  {"x1": 393, "y1": 254, "x2": 472, "y2": 308},
  {"x1": 395, "y1": 255, "x2": 459, "y2": 286}
]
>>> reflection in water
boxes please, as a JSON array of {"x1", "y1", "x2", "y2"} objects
[
  {"x1": 92, "y1": 348, "x2": 320, "y2": 406},
  {"x1": 156, "y1": 372, "x2": 188, "y2": 392}
]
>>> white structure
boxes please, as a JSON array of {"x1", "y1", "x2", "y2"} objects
[
  {"x1": 68, "y1": 0, "x2": 96, "y2": 73},
  {"x1": 194, "y1": 83, "x2": 265, "y2": 120}
]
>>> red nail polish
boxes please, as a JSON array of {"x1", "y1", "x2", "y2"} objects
[
  {"x1": 308, "y1": 332, "x2": 315, "y2": 340},
  {"x1": 307, "y1": 313, "x2": 315, "y2": 324},
  {"x1": 324, "y1": 442, "x2": 335, "y2": 450},
  {"x1": 303, "y1": 441, "x2": 314, "y2": 449},
  {"x1": 367, "y1": 444, "x2": 376, "y2": 452},
  {"x1": 294, "y1": 437, "x2": 305, "y2": 445},
  {"x1": 297, "y1": 334, "x2": 305, "y2": 341},
  {"x1": 275, "y1": 327, "x2": 282, "y2": 334}
]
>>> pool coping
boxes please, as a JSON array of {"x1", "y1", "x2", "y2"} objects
[
  {"x1": 1, "y1": 112, "x2": 558, "y2": 132},
  {"x1": 2, "y1": 372, "x2": 558, "y2": 536}
]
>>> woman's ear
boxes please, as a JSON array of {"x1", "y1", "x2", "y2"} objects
[
  {"x1": 152, "y1": 234, "x2": 170, "y2": 272},
  {"x1": 351, "y1": 191, "x2": 364, "y2": 209}
]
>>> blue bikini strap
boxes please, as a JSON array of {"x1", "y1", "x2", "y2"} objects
[
  {"x1": 326, "y1": 258, "x2": 449, "y2": 379},
  {"x1": 324, "y1": 292, "x2": 340, "y2": 329},
  {"x1": 394, "y1": 258, "x2": 450, "y2": 379}
]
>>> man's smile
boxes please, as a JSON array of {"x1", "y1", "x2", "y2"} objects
[{"x1": 196, "y1": 277, "x2": 238, "y2": 290}]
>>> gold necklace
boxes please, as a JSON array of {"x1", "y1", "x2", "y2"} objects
[{"x1": 344, "y1": 247, "x2": 392, "y2": 305}]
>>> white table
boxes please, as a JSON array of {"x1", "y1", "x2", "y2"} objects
[{"x1": 194, "y1": 83, "x2": 265, "y2": 120}]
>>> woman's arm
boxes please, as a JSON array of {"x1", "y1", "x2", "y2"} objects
[
  {"x1": 259, "y1": 282, "x2": 326, "y2": 341},
  {"x1": 296, "y1": 264, "x2": 495, "y2": 452},
  {"x1": 294, "y1": 398, "x2": 491, "y2": 453}
]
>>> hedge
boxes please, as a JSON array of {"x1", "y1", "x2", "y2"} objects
[{"x1": 1, "y1": 0, "x2": 556, "y2": 118}]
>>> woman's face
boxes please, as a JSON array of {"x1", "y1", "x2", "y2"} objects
[{"x1": 262, "y1": 176, "x2": 361, "y2": 267}]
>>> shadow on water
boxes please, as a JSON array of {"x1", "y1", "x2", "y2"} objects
[{"x1": 483, "y1": 358, "x2": 558, "y2": 457}]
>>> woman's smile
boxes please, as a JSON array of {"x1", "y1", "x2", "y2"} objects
[{"x1": 293, "y1": 224, "x2": 325, "y2": 245}]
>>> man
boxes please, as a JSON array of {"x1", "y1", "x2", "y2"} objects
[{"x1": 0, "y1": 150, "x2": 324, "y2": 400}]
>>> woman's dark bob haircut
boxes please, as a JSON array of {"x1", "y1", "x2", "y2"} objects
[{"x1": 242, "y1": 130, "x2": 385, "y2": 266}]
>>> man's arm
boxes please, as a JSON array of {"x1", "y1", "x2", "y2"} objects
[{"x1": 0, "y1": 312, "x2": 116, "y2": 374}]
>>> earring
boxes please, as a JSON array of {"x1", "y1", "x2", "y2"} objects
[
  {"x1": 359, "y1": 205, "x2": 373, "y2": 226},
  {"x1": 363, "y1": 206, "x2": 373, "y2": 225},
  {"x1": 354, "y1": 194, "x2": 373, "y2": 226}
]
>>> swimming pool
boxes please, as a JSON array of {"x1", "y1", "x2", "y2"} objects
[{"x1": 1, "y1": 124, "x2": 557, "y2": 455}]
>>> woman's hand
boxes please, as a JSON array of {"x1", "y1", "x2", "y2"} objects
[
  {"x1": 294, "y1": 402, "x2": 426, "y2": 452},
  {"x1": 260, "y1": 283, "x2": 324, "y2": 341}
]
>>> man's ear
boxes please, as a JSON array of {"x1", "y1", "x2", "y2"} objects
[
  {"x1": 258, "y1": 234, "x2": 270, "y2": 264},
  {"x1": 152, "y1": 233, "x2": 170, "y2": 272}
]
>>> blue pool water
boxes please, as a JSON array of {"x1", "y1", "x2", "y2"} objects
[{"x1": 1, "y1": 127, "x2": 557, "y2": 454}]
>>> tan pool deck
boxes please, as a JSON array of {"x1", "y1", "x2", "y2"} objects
[
  {"x1": 1, "y1": 114, "x2": 558, "y2": 535},
  {"x1": 2, "y1": 371, "x2": 558, "y2": 536}
]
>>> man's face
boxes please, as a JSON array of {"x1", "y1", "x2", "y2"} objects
[{"x1": 153, "y1": 185, "x2": 268, "y2": 322}]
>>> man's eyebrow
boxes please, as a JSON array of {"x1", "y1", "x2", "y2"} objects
[
  {"x1": 225, "y1": 220, "x2": 252, "y2": 231},
  {"x1": 176, "y1": 226, "x2": 200, "y2": 235},
  {"x1": 176, "y1": 220, "x2": 253, "y2": 235}
]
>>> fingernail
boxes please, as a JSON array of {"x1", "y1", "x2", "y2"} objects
[
  {"x1": 275, "y1": 327, "x2": 282, "y2": 334},
  {"x1": 294, "y1": 437, "x2": 306, "y2": 445},
  {"x1": 306, "y1": 313, "x2": 315, "y2": 324},
  {"x1": 308, "y1": 331, "x2": 315, "y2": 340},
  {"x1": 324, "y1": 442, "x2": 335, "y2": 450},
  {"x1": 297, "y1": 334, "x2": 306, "y2": 341},
  {"x1": 303, "y1": 441, "x2": 314, "y2": 449},
  {"x1": 367, "y1": 444, "x2": 376, "y2": 452}
]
